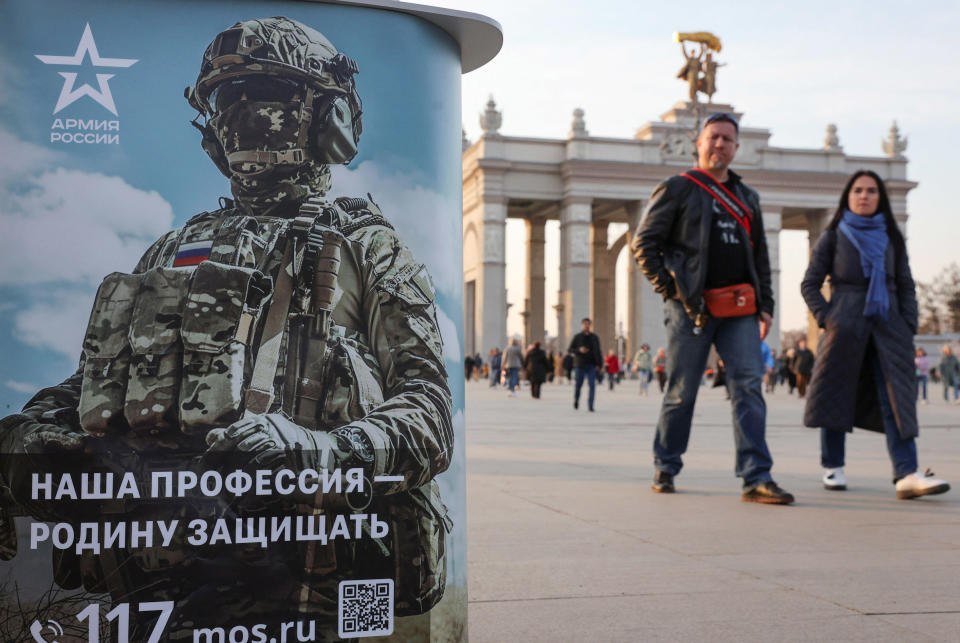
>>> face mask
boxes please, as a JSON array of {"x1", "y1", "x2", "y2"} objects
[
  {"x1": 210, "y1": 99, "x2": 306, "y2": 177},
  {"x1": 229, "y1": 162, "x2": 332, "y2": 216}
]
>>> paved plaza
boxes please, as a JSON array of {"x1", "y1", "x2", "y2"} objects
[{"x1": 465, "y1": 378, "x2": 960, "y2": 642}]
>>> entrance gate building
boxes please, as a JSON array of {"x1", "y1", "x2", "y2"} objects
[{"x1": 463, "y1": 99, "x2": 915, "y2": 357}]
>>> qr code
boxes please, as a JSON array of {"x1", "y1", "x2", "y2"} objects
[{"x1": 338, "y1": 578, "x2": 394, "y2": 638}]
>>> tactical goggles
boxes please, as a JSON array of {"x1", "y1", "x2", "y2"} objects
[
  {"x1": 209, "y1": 76, "x2": 305, "y2": 112},
  {"x1": 702, "y1": 112, "x2": 739, "y2": 133}
]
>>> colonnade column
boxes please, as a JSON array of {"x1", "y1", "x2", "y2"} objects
[
  {"x1": 763, "y1": 207, "x2": 783, "y2": 353},
  {"x1": 558, "y1": 196, "x2": 593, "y2": 349},
  {"x1": 625, "y1": 202, "x2": 644, "y2": 358},
  {"x1": 524, "y1": 217, "x2": 546, "y2": 348},
  {"x1": 590, "y1": 220, "x2": 613, "y2": 353},
  {"x1": 478, "y1": 195, "x2": 507, "y2": 355}
]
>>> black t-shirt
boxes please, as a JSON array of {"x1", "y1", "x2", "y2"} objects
[{"x1": 705, "y1": 179, "x2": 752, "y2": 289}]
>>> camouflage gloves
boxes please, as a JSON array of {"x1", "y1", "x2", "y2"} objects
[
  {"x1": 0, "y1": 416, "x2": 90, "y2": 523},
  {"x1": 205, "y1": 413, "x2": 336, "y2": 476},
  {"x1": 22, "y1": 420, "x2": 87, "y2": 454},
  {"x1": 204, "y1": 414, "x2": 375, "y2": 511}
]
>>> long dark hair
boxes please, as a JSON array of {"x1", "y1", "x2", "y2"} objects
[{"x1": 827, "y1": 169, "x2": 906, "y2": 255}]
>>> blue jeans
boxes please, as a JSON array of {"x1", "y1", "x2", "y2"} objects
[
  {"x1": 638, "y1": 369, "x2": 651, "y2": 394},
  {"x1": 654, "y1": 299, "x2": 773, "y2": 485},
  {"x1": 916, "y1": 375, "x2": 928, "y2": 401},
  {"x1": 574, "y1": 366, "x2": 597, "y2": 409},
  {"x1": 507, "y1": 367, "x2": 520, "y2": 392},
  {"x1": 821, "y1": 355, "x2": 917, "y2": 479}
]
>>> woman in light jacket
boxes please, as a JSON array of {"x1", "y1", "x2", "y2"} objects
[{"x1": 801, "y1": 170, "x2": 949, "y2": 499}]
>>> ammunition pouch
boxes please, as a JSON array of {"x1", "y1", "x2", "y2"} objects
[
  {"x1": 355, "y1": 482, "x2": 452, "y2": 616},
  {"x1": 78, "y1": 263, "x2": 272, "y2": 440},
  {"x1": 180, "y1": 262, "x2": 272, "y2": 434},
  {"x1": 125, "y1": 268, "x2": 191, "y2": 435},
  {"x1": 78, "y1": 272, "x2": 141, "y2": 436}
]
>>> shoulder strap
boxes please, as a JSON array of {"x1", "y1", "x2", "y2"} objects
[
  {"x1": 681, "y1": 168, "x2": 754, "y2": 243},
  {"x1": 244, "y1": 238, "x2": 296, "y2": 415}
]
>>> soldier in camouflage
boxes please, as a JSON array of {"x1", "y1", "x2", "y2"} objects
[{"x1": 0, "y1": 16, "x2": 453, "y2": 640}]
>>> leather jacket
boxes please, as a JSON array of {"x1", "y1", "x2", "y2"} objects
[{"x1": 630, "y1": 169, "x2": 774, "y2": 324}]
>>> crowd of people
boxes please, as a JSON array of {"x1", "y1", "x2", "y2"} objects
[
  {"x1": 468, "y1": 112, "x2": 955, "y2": 505},
  {"x1": 469, "y1": 338, "x2": 960, "y2": 408},
  {"x1": 470, "y1": 338, "x2": 960, "y2": 406},
  {"x1": 470, "y1": 325, "x2": 665, "y2": 405}
]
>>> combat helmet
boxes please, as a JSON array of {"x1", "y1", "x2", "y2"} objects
[{"x1": 186, "y1": 16, "x2": 363, "y2": 177}]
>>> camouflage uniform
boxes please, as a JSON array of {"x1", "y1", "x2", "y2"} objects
[{"x1": 0, "y1": 17, "x2": 452, "y2": 641}]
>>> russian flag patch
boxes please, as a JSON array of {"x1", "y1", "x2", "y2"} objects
[{"x1": 173, "y1": 240, "x2": 213, "y2": 267}]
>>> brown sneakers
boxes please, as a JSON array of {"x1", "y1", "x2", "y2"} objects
[{"x1": 742, "y1": 481, "x2": 795, "y2": 505}]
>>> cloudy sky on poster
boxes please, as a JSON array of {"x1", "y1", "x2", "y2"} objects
[{"x1": 0, "y1": 0, "x2": 463, "y2": 411}]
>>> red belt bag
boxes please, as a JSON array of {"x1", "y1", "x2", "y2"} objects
[{"x1": 703, "y1": 283, "x2": 757, "y2": 318}]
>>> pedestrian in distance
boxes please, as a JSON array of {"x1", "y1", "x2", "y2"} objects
[
  {"x1": 632, "y1": 343, "x2": 653, "y2": 396},
  {"x1": 915, "y1": 348, "x2": 930, "y2": 404},
  {"x1": 489, "y1": 347, "x2": 502, "y2": 388},
  {"x1": 465, "y1": 354, "x2": 475, "y2": 381},
  {"x1": 791, "y1": 339, "x2": 815, "y2": 398},
  {"x1": 502, "y1": 338, "x2": 524, "y2": 397},
  {"x1": 524, "y1": 341, "x2": 549, "y2": 399},
  {"x1": 712, "y1": 358, "x2": 730, "y2": 400},
  {"x1": 562, "y1": 352, "x2": 574, "y2": 384},
  {"x1": 545, "y1": 351, "x2": 556, "y2": 383},
  {"x1": 764, "y1": 346, "x2": 777, "y2": 393},
  {"x1": 802, "y1": 169, "x2": 949, "y2": 499},
  {"x1": 774, "y1": 352, "x2": 789, "y2": 390},
  {"x1": 604, "y1": 349, "x2": 620, "y2": 391},
  {"x1": 782, "y1": 348, "x2": 797, "y2": 394},
  {"x1": 632, "y1": 111, "x2": 794, "y2": 504},
  {"x1": 939, "y1": 345, "x2": 960, "y2": 403},
  {"x1": 653, "y1": 348, "x2": 667, "y2": 393},
  {"x1": 568, "y1": 318, "x2": 603, "y2": 411}
]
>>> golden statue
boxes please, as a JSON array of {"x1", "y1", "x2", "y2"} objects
[
  {"x1": 673, "y1": 31, "x2": 723, "y2": 103},
  {"x1": 674, "y1": 31, "x2": 722, "y2": 52}
]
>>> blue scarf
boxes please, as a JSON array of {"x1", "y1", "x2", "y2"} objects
[{"x1": 838, "y1": 209, "x2": 889, "y2": 321}]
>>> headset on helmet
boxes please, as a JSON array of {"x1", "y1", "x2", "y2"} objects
[{"x1": 185, "y1": 16, "x2": 363, "y2": 177}]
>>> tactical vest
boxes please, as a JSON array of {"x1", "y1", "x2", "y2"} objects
[{"x1": 75, "y1": 196, "x2": 450, "y2": 615}]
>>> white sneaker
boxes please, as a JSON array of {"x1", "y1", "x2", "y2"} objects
[
  {"x1": 822, "y1": 468, "x2": 847, "y2": 491},
  {"x1": 895, "y1": 469, "x2": 950, "y2": 499}
]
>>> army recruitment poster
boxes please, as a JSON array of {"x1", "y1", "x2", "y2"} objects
[{"x1": 0, "y1": 1, "x2": 467, "y2": 640}]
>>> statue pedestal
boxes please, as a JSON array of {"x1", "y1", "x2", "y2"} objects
[{"x1": 658, "y1": 101, "x2": 743, "y2": 128}]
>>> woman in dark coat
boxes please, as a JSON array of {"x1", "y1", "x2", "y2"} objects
[
  {"x1": 801, "y1": 170, "x2": 949, "y2": 499},
  {"x1": 524, "y1": 341, "x2": 549, "y2": 399}
]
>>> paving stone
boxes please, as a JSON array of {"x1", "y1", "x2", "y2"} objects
[{"x1": 466, "y1": 379, "x2": 960, "y2": 641}]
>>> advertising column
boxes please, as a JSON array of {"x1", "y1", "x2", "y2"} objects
[{"x1": 0, "y1": 1, "x2": 500, "y2": 640}]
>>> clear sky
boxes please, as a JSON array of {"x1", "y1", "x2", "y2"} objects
[{"x1": 432, "y1": 0, "x2": 960, "y2": 338}]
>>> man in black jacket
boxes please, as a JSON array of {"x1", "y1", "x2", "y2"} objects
[
  {"x1": 568, "y1": 318, "x2": 603, "y2": 411},
  {"x1": 630, "y1": 112, "x2": 793, "y2": 504}
]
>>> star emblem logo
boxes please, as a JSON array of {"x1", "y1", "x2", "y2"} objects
[{"x1": 35, "y1": 23, "x2": 138, "y2": 116}]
